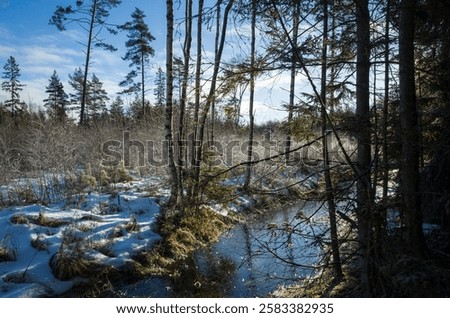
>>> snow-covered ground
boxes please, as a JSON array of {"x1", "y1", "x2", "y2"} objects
[
  {"x1": 0, "y1": 166, "x2": 344, "y2": 298},
  {"x1": 0, "y1": 178, "x2": 164, "y2": 298}
]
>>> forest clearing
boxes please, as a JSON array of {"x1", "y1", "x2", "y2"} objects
[{"x1": 1, "y1": 0, "x2": 450, "y2": 298}]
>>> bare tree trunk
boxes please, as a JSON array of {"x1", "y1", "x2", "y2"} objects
[
  {"x1": 285, "y1": 0, "x2": 300, "y2": 163},
  {"x1": 189, "y1": 0, "x2": 204, "y2": 199},
  {"x1": 209, "y1": 0, "x2": 222, "y2": 146},
  {"x1": 372, "y1": 60, "x2": 379, "y2": 200},
  {"x1": 244, "y1": 0, "x2": 256, "y2": 190},
  {"x1": 329, "y1": 0, "x2": 336, "y2": 113},
  {"x1": 382, "y1": 0, "x2": 390, "y2": 211},
  {"x1": 141, "y1": 49, "x2": 146, "y2": 118},
  {"x1": 194, "y1": 0, "x2": 235, "y2": 198},
  {"x1": 320, "y1": 0, "x2": 342, "y2": 279},
  {"x1": 176, "y1": 0, "x2": 193, "y2": 209},
  {"x1": 399, "y1": 0, "x2": 427, "y2": 256},
  {"x1": 355, "y1": 0, "x2": 374, "y2": 295},
  {"x1": 80, "y1": 0, "x2": 98, "y2": 126},
  {"x1": 165, "y1": 0, "x2": 179, "y2": 206}
]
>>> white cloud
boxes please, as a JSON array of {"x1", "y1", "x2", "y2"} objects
[
  {"x1": 0, "y1": 44, "x2": 15, "y2": 59},
  {"x1": 60, "y1": 29, "x2": 85, "y2": 43},
  {"x1": 239, "y1": 98, "x2": 287, "y2": 124},
  {"x1": 91, "y1": 49, "x2": 123, "y2": 69},
  {"x1": 22, "y1": 80, "x2": 47, "y2": 106},
  {"x1": 22, "y1": 46, "x2": 75, "y2": 68}
]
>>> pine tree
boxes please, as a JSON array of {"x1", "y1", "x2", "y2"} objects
[
  {"x1": 68, "y1": 67, "x2": 85, "y2": 116},
  {"x1": 118, "y1": 7, "x2": 155, "y2": 116},
  {"x1": 50, "y1": 0, "x2": 122, "y2": 125},
  {"x1": 128, "y1": 95, "x2": 150, "y2": 121},
  {"x1": 109, "y1": 96, "x2": 125, "y2": 124},
  {"x1": 87, "y1": 74, "x2": 109, "y2": 122},
  {"x1": 154, "y1": 67, "x2": 166, "y2": 107},
  {"x1": 1, "y1": 56, "x2": 25, "y2": 116},
  {"x1": 43, "y1": 70, "x2": 69, "y2": 123}
]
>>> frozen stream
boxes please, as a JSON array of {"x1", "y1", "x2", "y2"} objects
[{"x1": 120, "y1": 200, "x2": 328, "y2": 297}]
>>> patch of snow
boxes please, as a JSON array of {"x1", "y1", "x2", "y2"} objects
[{"x1": 0, "y1": 178, "x2": 162, "y2": 298}]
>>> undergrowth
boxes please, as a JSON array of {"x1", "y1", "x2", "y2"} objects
[
  {"x1": 132, "y1": 206, "x2": 235, "y2": 279},
  {"x1": 273, "y1": 228, "x2": 450, "y2": 297}
]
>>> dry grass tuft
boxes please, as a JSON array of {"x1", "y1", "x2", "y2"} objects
[
  {"x1": 10, "y1": 213, "x2": 30, "y2": 225},
  {"x1": 108, "y1": 226, "x2": 125, "y2": 239},
  {"x1": 124, "y1": 215, "x2": 140, "y2": 232},
  {"x1": 139, "y1": 205, "x2": 235, "y2": 277},
  {"x1": 108, "y1": 161, "x2": 133, "y2": 184},
  {"x1": 2, "y1": 271, "x2": 28, "y2": 283},
  {"x1": 35, "y1": 212, "x2": 69, "y2": 228},
  {"x1": 49, "y1": 247, "x2": 96, "y2": 281},
  {"x1": 0, "y1": 245, "x2": 17, "y2": 262},
  {"x1": 93, "y1": 240, "x2": 116, "y2": 257},
  {"x1": 31, "y1": 235, "x2": 49, "y2": 251},
  {"x1": 179, "y1": 207, "x2": 231, "y2": 243},
  {"x1": 17, "y1": 187, "x2": 38, "y2": 204},
  {"x1": 0, "y1": 235, "x2": 18, "y2": 262},
  {"x1": 166, "y1": 228, "x2": 197, "y2": 259},
  {"x1": 76, "y1": 222, "x2": 94, "y2": 232},
  {"x1": 128, "y1": 206, "x2": 233, "y2": 279},
  {"x1": 132, "y1": 250, "x2": 176, "y2": 276},
  {"x1": 11, "y1": 212, "x2": 68, "y2": 228},
  {"x1": 80, "y1": 214, "x2": 104, "y2": 222}
]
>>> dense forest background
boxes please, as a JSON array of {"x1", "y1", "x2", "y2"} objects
[{"x1": 1, "y1": 0, "x2": 450, "y2": 297}]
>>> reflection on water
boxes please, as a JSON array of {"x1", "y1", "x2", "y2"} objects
[
  {"x1": 121, "y1": 201, "x2": 325, "y2": 297},
  {"x1": 173, "y1": 253, "x2": 237, "y2": 297}
]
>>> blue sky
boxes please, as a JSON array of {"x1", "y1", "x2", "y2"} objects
[
  {"x1": 0, "y1": 0, "x2": 294, "y2": 122},
  {"x1": 0, "y1": 0, "x2": 168, "y2": 108}
]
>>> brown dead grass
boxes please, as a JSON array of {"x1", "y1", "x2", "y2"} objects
[
  {"x1": 31, "y1": 235, "x2": 49, "y2": 251},
  {"x1": 11, "y1": 212, "x2": 68, "y2": 228},
  {"x1": 49, "y1": 248, "x2": 97, "y2": 281},
  {"x1": 124, "y1": 215, "x2": 140, "y2": 232},
  {"x1": 134, "y1": 206, "x2": 235, "y2": 278},
  {"x1": 0, "y1": 235, "x2": 18, "y2": 263},
  {"x1": 160, "y1": 206, "x2": 233, "y2": 259},
  {"x1": 35, "y1": 212, "x2": 69, "y2": 228},
  {"x1": 0, "y1": 245, "x2": 17, "y2": 262},
  {"x1": 10, "y1": 213, "x2": 30, "y2": 225}
]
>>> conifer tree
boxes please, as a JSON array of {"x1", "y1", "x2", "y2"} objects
[
  {"x1": 1, "y1": 56, "x2": 25, "y2": 116},
  {"x1": 43, "y1": 70, "x2": 69, "y2": 123},
  {"x1": 50, "y1": 0, "x2": 121, "y2": 125},
  {"x1": 68, "y1": 67, "x2": 86, "y2": 118},
  {"x1": 87, "y1": 74, "x2": 109, "y2": 122},
  {"x1": 109, "y1": 96, "x2": 125, "y2": 124},
  {"x1": 154, "y1": 67, "x2": 166, "y2": 107},
  {"x1": 118, "y1": 7, "x2": 155, "y2": 116}
]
